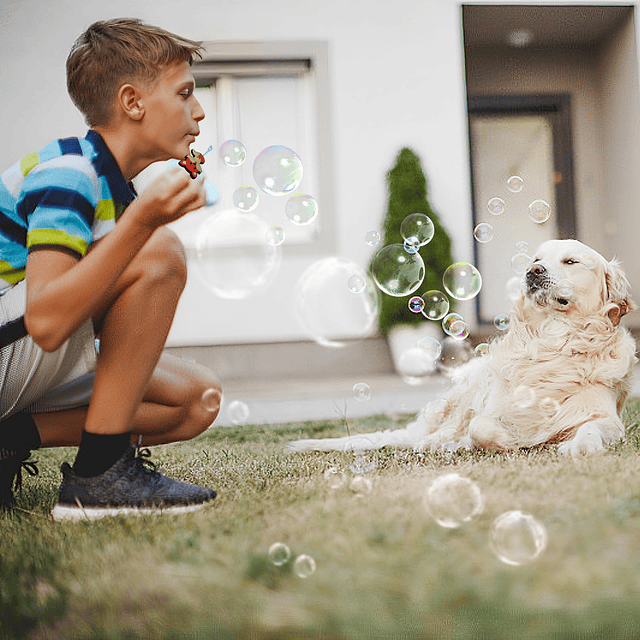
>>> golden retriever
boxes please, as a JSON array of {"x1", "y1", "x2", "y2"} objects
[{"x1": 287, "y1": 239, "x2": 637, "y2": 457}]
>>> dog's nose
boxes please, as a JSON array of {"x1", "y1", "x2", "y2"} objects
[{"x1": 528, "y1": 264, "x2": 546, "y2": 277}]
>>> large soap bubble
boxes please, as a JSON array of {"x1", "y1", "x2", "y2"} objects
[
  {"x1": 424, "y1": 473, "x2": 484, "y2": 528},
  {"x1": 490, "y1": 511, "x2": 548, "y2": 566},
  {"x1": 194, "y1": 209, "x2": 281, "y2": 299},
  {"x1": 370, "y1": 244, "x2": 425, "y2": 297},
  {"x1": 442, "y1": 262, "x2": 482, "y2": 301},
  {"x1": 253, "y1": 145, "x2": 303, "y2": 196},
  {"x1": 294, "y1": 258, "x2": 380, "y2": 348},
  {"x1": 400, "y1": 213, "x2": 434, "y2": 246}
]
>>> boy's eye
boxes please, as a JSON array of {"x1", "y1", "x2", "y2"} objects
[{"x1": 180, "y1": 89, "x2": 192, "y2": 99}]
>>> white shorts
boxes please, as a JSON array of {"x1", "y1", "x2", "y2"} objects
[{"x1": 0, "y1": 281, "x2": 97, "y2": 419}]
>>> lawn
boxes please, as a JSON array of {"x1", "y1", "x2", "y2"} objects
[{"x1": 3, "y1": 398, "x2": 640, "y2": 639}]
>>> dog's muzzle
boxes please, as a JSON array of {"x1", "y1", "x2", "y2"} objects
[
  {"x1": 525, "y1": 264, "x2": 548, "y2": 294},
  {"x1": 525, "y1": 264, "x2": 571, "y2": 307}
]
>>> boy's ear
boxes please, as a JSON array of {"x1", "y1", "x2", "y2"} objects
[{"x1": 118, "y1": 84, "x2": 145, "y2": 121}]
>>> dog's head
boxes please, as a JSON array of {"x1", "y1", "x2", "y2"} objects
[{"x1": 523, "y1": 239, "x2": 634, "y2": 325}]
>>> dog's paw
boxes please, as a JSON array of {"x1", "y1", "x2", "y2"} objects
[{"x1": 557, "y1": 423, "x2": 605, "y2": 457}]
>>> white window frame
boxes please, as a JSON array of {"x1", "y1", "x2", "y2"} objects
[{"x1": 189, "y1": 40, "x2": 336, "y2": 256}]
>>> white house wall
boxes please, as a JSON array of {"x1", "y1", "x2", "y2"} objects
[{"x1": 1, "y1": 0, "x2": 638, "y2": 344}]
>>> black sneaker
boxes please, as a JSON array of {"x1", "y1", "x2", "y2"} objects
[
  {"x1": 51, "y1": 445, "x2": 216, "y2": 521},
  {"x1": 0, "y1": 446, "x2": 39, "y2": 512}
]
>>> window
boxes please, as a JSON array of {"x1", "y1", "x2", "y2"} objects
[{"x1": 138, "y1": 41, "x2": 335, "y2": 255}]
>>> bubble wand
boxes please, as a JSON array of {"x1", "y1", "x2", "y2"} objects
[{"x1": 179, "y1": 145, "x2": 214, "y2": 179}]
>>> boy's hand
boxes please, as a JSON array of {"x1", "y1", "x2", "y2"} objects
[{"x1": 132, "y1": 168, "x2": 206, "y2": 229}]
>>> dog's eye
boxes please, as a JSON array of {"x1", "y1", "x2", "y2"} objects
[{"x1": 563, "y1": 258, "x2": 579, "y2": 265}]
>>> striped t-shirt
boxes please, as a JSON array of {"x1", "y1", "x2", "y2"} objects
[{"x1": 0, "y1": 130, "x2": 135, "y2": 292}]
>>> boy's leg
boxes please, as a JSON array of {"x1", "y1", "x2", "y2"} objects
[
  {"x1": 86, "y1": 226, "x2": 189, "y2": 438},
  {"x1": 32, "y1": 353, "x2": 222, "y2": 447}
]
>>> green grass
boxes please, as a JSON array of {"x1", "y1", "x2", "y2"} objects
[{"x1": 4, "y1": 399, "x2": 640, "y2": 639}]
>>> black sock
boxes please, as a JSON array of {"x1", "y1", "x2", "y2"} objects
[
  {"x1": 0, "y1": 412, "x2": 41, "y2": 452},
  {"x1": 72, "y1": 431, "x2": 132, "y2": 478}
]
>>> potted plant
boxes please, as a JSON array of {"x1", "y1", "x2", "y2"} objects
[{"x1": 370, "y1": 147, "x2": 455, "y2": 377}]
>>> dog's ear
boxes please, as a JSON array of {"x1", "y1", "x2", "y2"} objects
[{"x1": 605, "y1": 258, "x2": 634, "y2": 326}]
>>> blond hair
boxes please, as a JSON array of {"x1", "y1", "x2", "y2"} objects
[{"x1": 67, "y1": 18, "x2": 203, "y2": 127}]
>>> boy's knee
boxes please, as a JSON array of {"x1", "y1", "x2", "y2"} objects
[
  {"x1": 141, "y1": 227, "x2": 187, "y2": 288},
  {"x1": 184, "y1": 368, "x2": 222, "y2": 438}
]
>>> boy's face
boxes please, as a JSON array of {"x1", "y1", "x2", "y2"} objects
[{"x1": 138, "y1": 60, "x2": 205, "y2": 161}]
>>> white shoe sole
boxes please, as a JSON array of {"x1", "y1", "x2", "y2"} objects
[{"x1": 51, "y1": 501, "x2": 210, "y2": 521}]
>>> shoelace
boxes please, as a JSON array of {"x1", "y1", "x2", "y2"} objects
[
  {"x1": 0, "y1": 446, "x2": 39, "y2": 493},
  {"x1": 14, "y1": 459, "x2": 38, "y2": 492},
  {"x1": 134, "y1": 446, "x2": 159, "y2": 474}
]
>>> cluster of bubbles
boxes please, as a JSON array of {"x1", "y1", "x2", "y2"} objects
[
  {"x1": 268, "y1": 543, "x2": 317, "y2": 578},
  {"x1": 194, "y1": 140, "x2": 320, "y2": 300},
  {"x1": 424, "y1": 473, "x2": 548, "y2": 566},
  {"x1": 365, "y1": 208, "x2": 489, "y2": 378}
]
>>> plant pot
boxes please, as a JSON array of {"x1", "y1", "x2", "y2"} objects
[{"x1": 387, "y1": 322, "x2": 442, "y2": 379}]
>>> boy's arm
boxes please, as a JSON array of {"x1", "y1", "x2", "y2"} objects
[{"x1": 24, "y1": 169, "x2": 205, "y2": 352}]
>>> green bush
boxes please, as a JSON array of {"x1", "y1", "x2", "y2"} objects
[{"x1": 370, "y1": 148, "x2": 454, "y2": 336}]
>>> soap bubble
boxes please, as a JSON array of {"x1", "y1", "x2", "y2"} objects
[
  {"x1": 195, "y1": 210, "x2": 281, "y2": 299},
  {"x1": 510, "y1": 252, "x2": 532, "y2": 275},
  {"x1": 487, "y1": 197, "x2": 506, "y2": 216},
  {"x1": 265, "y1": 226, "x2": 285, "y2": 246},
  {"x1": 443, "y1": 263, "x2": 482, "y2": 301},
  {"x1": 506, "y1": 276, "x2": 524, "y2": 301},
  {"x1": 253, "y1": 145, "x2": 303, "y2": 195},
  {"x1": 349, "y1": 475, "x2": 373, "y2": 497},
  {"x1": 403, "y1": 236, "x2": 420, "y2": 255},
  {"x1": 539, "y1": 396, "x2": 560, "y2": 419},
  {"x1": 516, "y1": 241, "x2": 529, "y2": 253},
  {"x1": 268, "y1": 542, "x2": 291, "y2": 566},
  {"x1": 490, "y1": 511, "x2": 548, "y2": 566},
  {"x1": 442, "y1": 313, "x2": 469, "y2": 340},
  {"x1": 285, "y1": 193, "x2": 318, "y2": 225},
  {"x1": 514, "y1": 385, "x2": 536, "y2": 409},
  {"x1": 421, "y1": 290, "x2": 449, "y2": 321},
  {"x1": 232, "y1": 186, "x2": 259, "y2": 212},
  {"x1": 365, "y1": 230, "x2": 381, "y2": 246},
  {"x1": 219, "y1": 140, "x2": 246, "y2": 167},
  {"x1": 353, "y1": 382, "x2": 372, "y2": 402},
  {"x1": 494, "y1": 314, "x2": 510, "y2": 331},
  {"x1": 556, "y1": 279, "x2": 574, "y2": 301},
  {"x1": 528, "y1": 199, "x2": 551, "y2": 224},
  {"x1": 507, "y1": 175, "x2": 525, "y2": 193},
  {"x1": 398, "y1": 347, "x2": 439, "y2": 381},
  {"x1": 400, "y1": 213, "x2": 434, "y2": 246},
  {"x1": 201, "y1": 388, "x2": 220, "y2": 412},
  {"x1": 408, "y1": 296, "x2": 425, "y2": 314},
  {"x1": 228, "y1": 400, "x2": 250, "y2": 425},
  {"x1": 348, "y1": 274, "x2": 367, "y2": 294},
  {"x1": 324, "y1": 466, "x2": 346, "y2": 489},
  {"x1": 370, "y1": 244, "x2": 425, "y2": 297},
  {"x1": 294, "y1": 554, "x2": 317, "y2": 578},
  {"x1": 474, "y1": 222, "x2": 495, "y2": 243},
  {"x1": 424, "y1": 473, "x2": 484, "y2": 528},
  {"x1": 474, "y1": 343, "x2": 490, "y2": 357},
  {"x1": 578, "y1": 251, "x2": 598, "y2": 270},
  {"x1": 438, "y1": 337, "x2": 474, "y2": 375},
  {"x1": 294, "y1": 258, "x2": 379, "y2": 348},
  {"x1": 417, "y1": 336, "x2": 442, "y2": 361}
]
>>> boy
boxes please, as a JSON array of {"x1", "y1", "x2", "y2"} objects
[{"x1": 0, "y1": 18, "x2": 222, "y2": 519}]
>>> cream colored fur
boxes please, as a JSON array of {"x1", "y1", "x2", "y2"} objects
[{"x1": 287, "y1": 240, "x2": 637, "y2": 457}]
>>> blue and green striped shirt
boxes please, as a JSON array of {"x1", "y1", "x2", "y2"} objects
[{"x1": 0, "y1": 130, "x2": 135, "y2": 291}]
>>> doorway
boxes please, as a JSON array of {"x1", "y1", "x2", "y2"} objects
[{"x1": 467, "y1": 94, "x2": 576, "y2": 324}]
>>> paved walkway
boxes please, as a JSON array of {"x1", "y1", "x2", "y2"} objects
[{"x1": 213, "y1": 366, "x2": 640, "y2": 427}]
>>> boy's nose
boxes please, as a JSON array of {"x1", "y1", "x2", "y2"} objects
[{"x1": 192, "y1": 98, "x2": 205, "y2": 122}]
